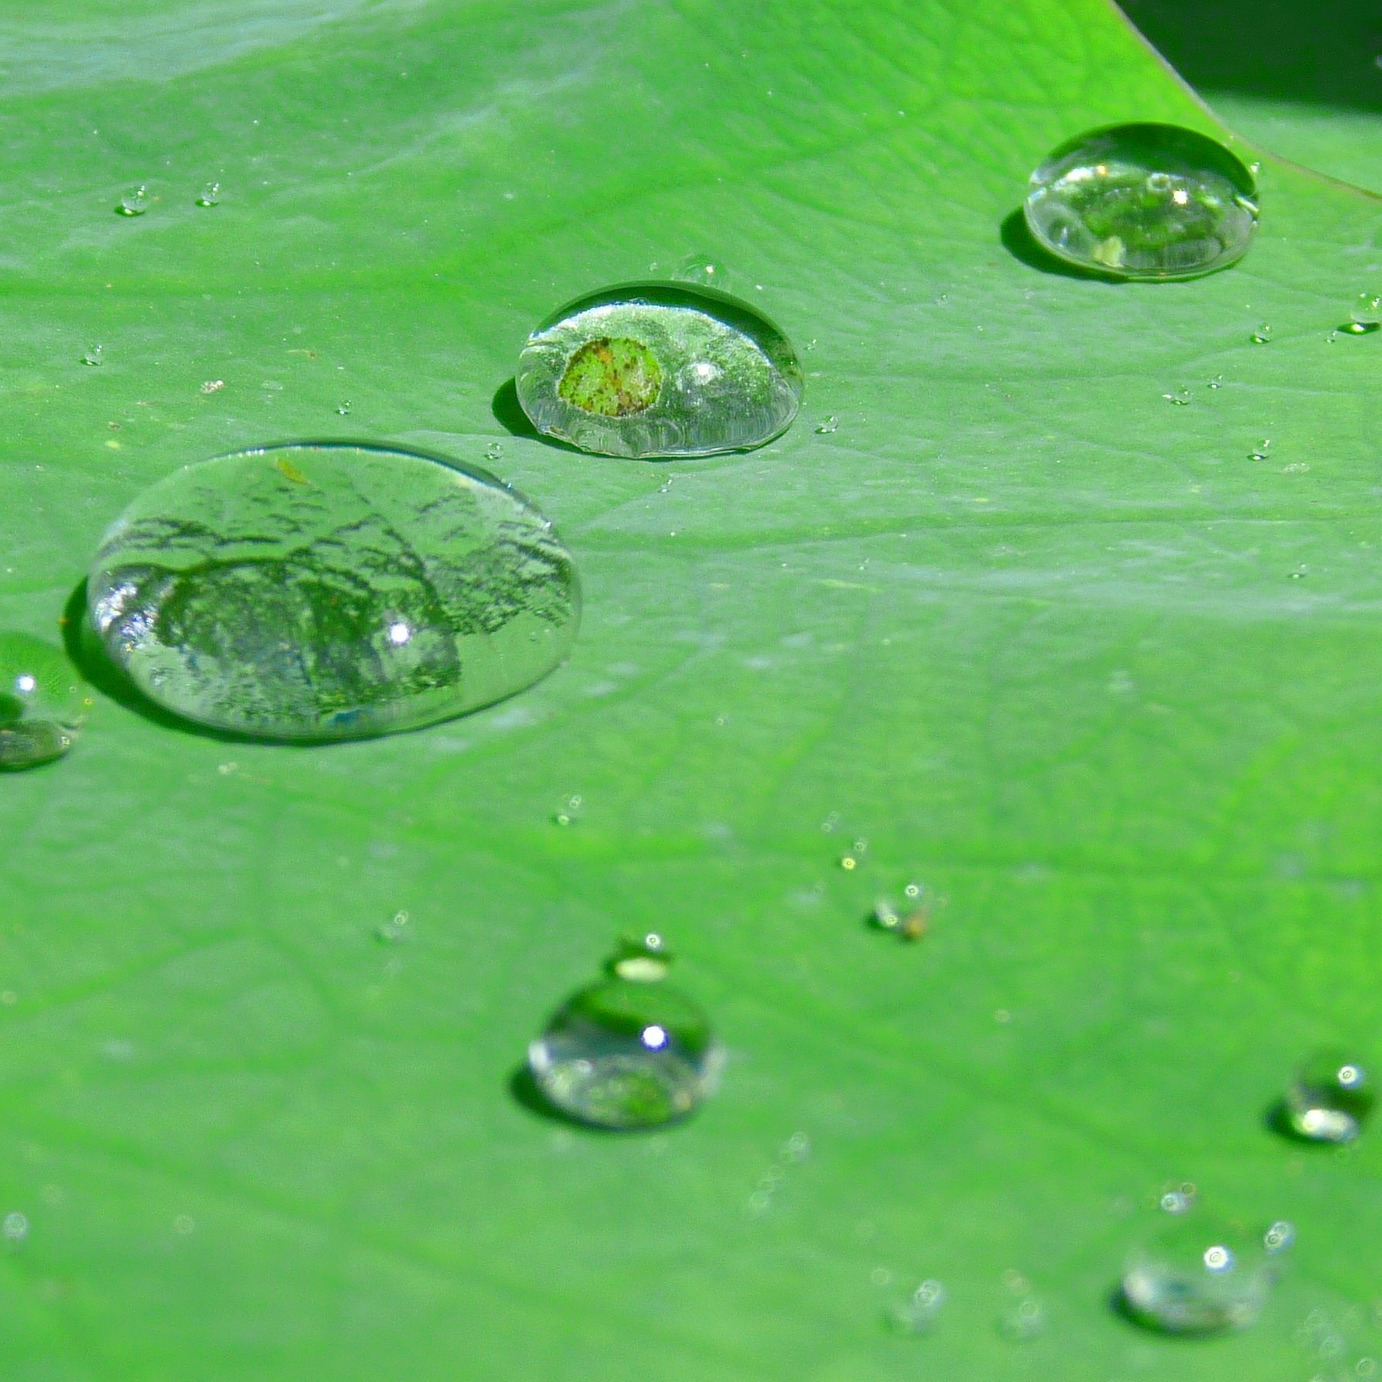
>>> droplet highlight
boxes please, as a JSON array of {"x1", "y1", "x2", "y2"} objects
[
  {"x1": 1024, "y1": 123, "x2": 1258, "y2": 280},
  {"x1": 1284, "y1": 1053, "x2": 1374, "y2": 1144},
  {"x1": 527, "y1": 940, "x2": 721, "y2": 1129},
  {"x1": 86, "y1": 442, "x2": 580, "y2": 741},
  {"x1": 516, "y1": 282, "x2": 803, "y2": 458},
  {"x1": 0, "y1": 634, "x2": 91, "y2": 771}
]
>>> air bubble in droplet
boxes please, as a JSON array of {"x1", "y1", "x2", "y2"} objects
[
  {"x1": 1023, "y1": 123, "x2": 1258, "y2": 280},
  {"x1": 86, "y1": 442, "x2": 580, "y2": 741},
  {"x1": 516, "y1": 282, "x2": 803, "y2": 458},
  {"x1": 527, "y1": 952, "x2": 721, "y2": 1129},
  {"x1": 1284, "y1": 1053, "x2": 1374, "y2": 1143},
  {"x1": 117, "y1": 185, "x2": 149, "y2": 216},
  {"x1": 0, "y1": 634, "x2": 91, "y2": 771}
]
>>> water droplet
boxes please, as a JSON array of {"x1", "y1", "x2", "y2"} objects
[
  {"x1": 1284, "y1": 1053, "x2": 1374, "y2": 1144},
  {"x1": 173, "y1": 1213, "x2": 195, "y2": 1235},
  {"x1": 609, "y1": 932, "x2": 672, "y2": 982},
  {"x1": 1250, "y1": 323, "x2": 1273, "y2": 344},
  {"x1": 1121, "y1": 1212, "x2": 1288, "y2": 1334},
  {"x1": 873, "y1": 899, "x2": 901, "y2": 930},
  {"x1": 2, "y1": 1211, "x2": 29, "y2": 1243},
  {"x1": 815, "y1": 415, "x2": 839, "y2": 434},
  {"x1": 195, "y1": 181, "x2": 221, "y2": 207},
  {"x1": 1023, "y1": 123, "x2": 1258, "y2": 280},
  {"x1": 116, "y1": 185, "x2": 149, "y2": 216},
  {"x1": 840, "y1": 853, "x2": 858, "y2": 870},
  {"x1": 81, "y1": 345, "x2": 104, "y2": 367},
  {"x1": 674, "y1": 254, "x2": 727, "y2": 289},
  {"x1": 886, "y1": 1279, "x2": 946, "y2": 1335},
  {"x1": 1249, "y1": 439, "x2": 1272, "y2": 461},
  {"x1": 199, "y1": 379, "x2": 225, "y2": 394},
  {"x1": 335, "y1": 401, "x2": 352, "y2": 415},
  {"x1": 375, "y1": 910, "x2": 410, "y2": 943},
  {"x1": 1208, "y1": 374, "x2": 1224, "y2": 388},
  {"x1": 0, "y1": 634, "x2": 90, "y2": 771},
  {"x1": 516, "y1": 282, "x2": 803, "y2": 458},
  {"x1": 485, "y1": 441, "x2": 503, "y2": 463},
  {"x1": 1000, "y1": 1295, "x2": 1048, "y2": 1341},
  {"x1": 1163, "y1": 388, "x2": 1192, "y2": 405},
  {"x1": 527, "y1": 952, "x2": 721, "y2": 1129},
  {"x1": 1342, "y1": 292, "x2": 1382, "y2": 334},
  {"x1": 87, "y1": 442, "x2": 580, "y2": 741}
]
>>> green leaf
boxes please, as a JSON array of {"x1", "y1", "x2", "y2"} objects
[{"x1": 2, "y1": 1, "x2": 1379, "y2": 1377}]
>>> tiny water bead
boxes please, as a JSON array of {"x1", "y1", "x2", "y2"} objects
[
  {"x1": 1024, "y1": 123, "x2": 1258, "y2": 280},
  {"x1": 195, "y1": 181, "x2": 221, "y2": 207},
  {"x1": 1250, "y1": 323, "x2": 1273, "y2": 344},
  {"x1": 0, "y1": 634, "x2": 92, "y2": 771},
  {"x1": 886, "y1": 1279, "x2": 946, "y2": 1335},
  {"x1": 527, "y1": 940, "x2": 722, "y2": 1130},
  {"x1": 1285, "y1": 1053, "x2": 1374, "y2": 1144},
  {"x1": 1121, "y1": 1214, "x2": 1293, "y2": 1334},
  {"x1": 87, "y1": 442, "x2": 580, "y2": 741},
  {"x1": 117, "y1": 185, "x2": 149, "y2": 216},
  {"x1": 81, "y1": 345, "x2": 104, "y2": 367},
  {"x1": 1343, "y1": 292, "x2": 1382, "y2": 334},
  {"x1": 516, "y1": 282, "x2": 803, "y2": 458},
  {"x1": 1163, "y1": 388, "x2": 1191, "y2": 406}
]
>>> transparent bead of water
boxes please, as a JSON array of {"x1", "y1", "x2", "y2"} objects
[
  {"x1": 1023, "y1": 123, "x2": 1259, "y2": 280},
  {"x1": 0, "y1": 633, "x2": 92, "y2": 771},
  {"x1": 195, "y1": 181, "x2": 221, "y2": 207},
  {"x1": 674, "y1": 255, "x2": 728, "y2": 290},
  {"x1": 117, "y1": 185, "x2": 150, "y2": 216},
  {"x1": 86, "y1": 442, "x2": 580, "y2": 741},
  {"x1": 527, "y1": 947, "x2": 721, "y2": 1130},
  {"x1": 886, "y1": 1279, "x2": 946, "y2": 1335},
  {"x1": 1250, "y1": 323, "x2": 1273, "y2": 344},
  {"x1": 1121, "y1": 1214, "x2": 1291, "y2": 1334},
  {"x1": 81, "y1": 345, "x2": 104, "y2": 367},
  {"x1": 516, "y1": 282, "x2": 803, "y2": 458},
  {"x1": 1343, "y1": 292, "x2": 1382, "y2": 334},
  {"x1": 1163, "y1": 388, "x2": 1191, "y2": 405},
  {"x1": 1285, "y1": 1053, "x2": 1374, "y2": 1143}
]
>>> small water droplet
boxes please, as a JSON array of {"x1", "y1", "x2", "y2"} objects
[
  {"x1": 195, "y1": 181, "x2": 221, "y2": 207},
  {"x1": 335, "y1": 401, "x2": 352, "y2": 415},
  {"x1": 815, "y1": 415, "x2": 839, "y2": 434},
  {"x1": 527, "y1": 951, "x2": 721, "y2": 1129},
  {"x1": 1289, "y1": 564, "x2": 1308, "y2": 581},
  {"x1": 2, "y1": 1211, "x2": 29, "y2": 1243},
  {"x1": 1023, "y1": 123, "x2": 1258, "y2": 280},
  {"x1": 485, "y1": 441, "x2": 503, "y2": 462},
  {"x1": 1250, "y1": 323, "x2": 1273, "y2": 344},
  {"x1": 804, "y1": 337, "x2": 818, "y2": 351},
  {"x1": 840, "y1": 853, "x2": 858, "y2": 870},
  {"x1": 1163, "y1": 388, "x2": 1192, "y2": 405},
  {"x1": 87, "y1": 443, "x2": 580, "y2": 740},
  {"x1": 1284, "y1": 1053, "x2": 1374, "y2": 1143},
  {"x1": 173, "y1": 1213, "x2": 195, "y2": 1235},
  {"x1": 0, "y1": 634, "x2": 90, "y2": 772},
  {"x1": 199, "y1": 379, "x2": 225, "y2": 394},
  {"x1": 674, "y1": 255, "x2": 727, "y2": 289},
  {"x1": 516, "y1": 283, "x2": 802, "y2": 458},
  {"x1": 609, "y1": 931, "x2": 672, "y2": 982},
  {"x1": 1121, "y1": 1212, "x2": 1287, "y2": 1334},
  {"x1": 1208, "y1": 373, "x2": 1224, "y2": 388},
  {"x1": 375, "y1": 910, "x2": 410, "y2": 943},
  {"x1": 116, "y1": 184, "x2": 149, "y2": 216},
  {"x1": 81, "y1": 344, "x2": 104, "y2": 367},
  {"x1": 1000, "y1": 1295, "x2": 1048, "y2": 1342},
  {"x1": 886, "y1": 1278, "x2": 946, "y2": 1335},
  {"x1": 1249, "y1": 439, "x2": 1272, "y2": 461},
  {"x1": 780, "y1": 1131, "x2": 810, "y2": 1162}
]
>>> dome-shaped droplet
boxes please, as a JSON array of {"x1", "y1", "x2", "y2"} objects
[
  {"x1": 1121, "y1": 1213, "x2": 1290, "y2": 1334},
  {"x1": 1284, "y1": 1052, "x2": 1374, "y2": 1143},
  {"x1": 516, "y1": 282, "x2": 803, "y2": 458},
  {"x1": 1024, "y1": 123, "x2": 1259, "y2": 281},
  {"x1": 0, "y1": 633, "x2": 91, "y2": 771},
  {"x1": 87, "y1": 442, "x2": 580, "y2": 741},
  {"x1": 527, "y1": 959, "x2": 722, "y2": 1129}
]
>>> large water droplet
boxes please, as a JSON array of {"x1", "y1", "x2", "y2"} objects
[
  {"x1": 1284, "y1": 1053, "x2": 1374, "y2": 1144},
  {"x1": 527, "y1": 947, "x2": 722, "y2": 1129},
  {"x1": 116, "y1": 185, "x2": 149, "y2": 217},
  {"x1": 1121, "y1": 1213, "x2": 1290, "y2": 1334},
  {"x1": 1023, "y1": 124, "x2": 1258, "y2": 280},
  {"x1": 1343, "y1": 292, "x2": 1382, "y2": 334},
  {"x1": 86, "y1": 442, "x2": 580, "y2": 741},
  {"x1": 0, "y1": 634, "x2": 91, "y2": 771},
  {"x1": 516, "y1": 282, "x2": 803, "y2": 458}
]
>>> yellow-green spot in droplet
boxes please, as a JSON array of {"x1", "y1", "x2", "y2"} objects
[{"x1": 559, "y1": 337, "x2": 662, "y2": 417}]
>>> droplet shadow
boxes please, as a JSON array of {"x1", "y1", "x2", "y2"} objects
[
  {"x1": 999, "y1": 209, "x2": 1126, "y2": 283},
  {"x1": 60, "y1": 579, "x2": 319, "y2": 747},
  {"x1": 1108, "y1": 1285, "x2": 1225, "y2": 1340}
]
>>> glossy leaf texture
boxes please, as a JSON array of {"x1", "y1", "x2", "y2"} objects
[{"x1": 1, "y1": 1, "x2": 1380, "y2": 1378}]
